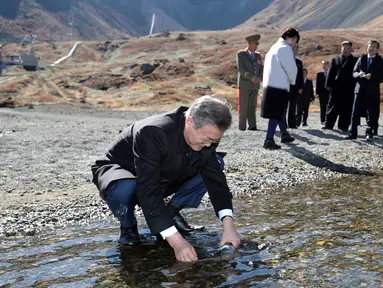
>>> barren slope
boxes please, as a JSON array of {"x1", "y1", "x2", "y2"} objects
[
  {"x1": 1, "y1": 27, "x2": 382, "y2": 111},
  {"x1": 240, "y1": 0, "x2": 383, "y2": 30}
]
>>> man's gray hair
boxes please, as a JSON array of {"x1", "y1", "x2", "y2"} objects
[{"x1": 185, "y1": 95, "x2": 232, "y2": 132}]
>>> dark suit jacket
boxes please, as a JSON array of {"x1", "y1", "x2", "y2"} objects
[
  {"x1": 316, "y1": 71, "x2": 330, "y2": 98},
  {"x1": 298, "y1": 79, "x2": 314, "y2": 105},
  {"x1": 290, "y1": 58, "x2": 304, "y2": 94},
  {"x1": 91, "y1": 107, "x2": 233, "y2": 234},
  {"x1": 353, "y1": 54, "x2": 383, "y2": 96},
  {"x1": 326, "y1": 54, "x2": 357, "y2": 95}
]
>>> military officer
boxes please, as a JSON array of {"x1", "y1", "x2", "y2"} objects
[{"x1": 236, "y1": 34, "x2": 263, "y2": 131}]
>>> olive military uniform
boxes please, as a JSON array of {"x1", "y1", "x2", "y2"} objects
[{"x1": 236, "y1": 34, "x2": 263, "y2": 130}]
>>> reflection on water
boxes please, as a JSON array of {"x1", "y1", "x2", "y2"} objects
[{"x1": 0, "y1": 174, "x2": 382, "y2": 287}]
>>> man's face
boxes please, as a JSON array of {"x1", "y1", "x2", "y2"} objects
[
  {"x1": 248, "y1": 40, "x2": 259, "y2": 52},
  {"x1": 303, "y1": 70, "x2": 308, "y2": 78},
  {"x1": 367, "y1": 42, "x2": 379, "y2": 55},
  {"x1": 184, "y1": 117, "x2": 224, "y2": 151},
  {"x1": 341, "y1": 44, "x2": 352, "y2": 56},
  {"x1": 322, "y1": 62, "x2": 329, "y2": 71}
]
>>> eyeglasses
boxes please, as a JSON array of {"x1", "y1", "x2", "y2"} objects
[{"x1": 194, "y1": 127, "x2": 221, "y2": 144}]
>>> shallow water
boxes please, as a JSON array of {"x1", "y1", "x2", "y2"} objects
[{"x1": 0, "y1": 174, "x2": 382, "y2": 287}]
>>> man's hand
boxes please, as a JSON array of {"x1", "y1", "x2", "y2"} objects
[
  {"x1": 364, "y1": 73, "x2": 371, "y2": 80},
  {"x1": 251, "y1": 76, "x2": 260, "y2": 84},
  {"x1": 326, "y1": 87, "x2": 332, "y2": 92},
  {"x1": 316, "y1": 94, "x2": 320, "y2": 99},
  {"x1": 298, "y1": 89, "x2": 303, "y2": 94},
  {"x1": 220, "y1": 216, "x2": 241, "y2": 248},
  {"x1": 167, "y1": 232, "x2": 198, "y2": 262},
  {"x1": 359, "y1": 71, "x2": 366, "y2": 78}
]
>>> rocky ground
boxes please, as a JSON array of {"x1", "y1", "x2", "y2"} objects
[{"x1": 0, "y1": 105, "x2": 382, "y2": 241}]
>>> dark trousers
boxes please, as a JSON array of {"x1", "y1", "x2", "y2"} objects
[
  {"x1": 296, "y1": 102, "x2": 310, "y2": 126},
  {"x1": 287, "y1": 90, "x2": 298, "y2": 128},
  {"x1": 350, "y1": 93, "x2": 378, "y2": 137},
  {"x1": 325, "y1": 92, "x2": 354, "y2": 130},
  {"x1": 373, "y1": 99, "x2": 380, "y2": 135},
  {"x1": 105, "y1": 154, "x2": 224, "y2": 229},
  {"x1": 319, "y1": 94, "x2": 329, "y2": 124},
  {"x1": 266, "y1": 108, "x2": 288, "y2": 140}
]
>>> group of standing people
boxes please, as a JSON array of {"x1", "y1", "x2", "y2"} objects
[{"x1": 236, "y1": 29, "x2": 382, "y2": 148}]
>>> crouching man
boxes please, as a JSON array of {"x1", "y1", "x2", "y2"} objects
[{"x1": 91, "y1": 95, "x2": 240, "y2": 262}]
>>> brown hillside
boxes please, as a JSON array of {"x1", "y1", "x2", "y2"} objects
[
  {"x1": 1, "y1": 27, "x2": 382, "y2": 111},
  {"x1": 240, "y1": 0, "x2": 383, "y2": 31}
]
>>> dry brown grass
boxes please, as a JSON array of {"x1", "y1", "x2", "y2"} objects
[
  {"x1": 2, "y1": 27, "x2": 383, "y2": 111},
  {"x1": 0, "y1": 77, "x2": 32, "y2": 93}
]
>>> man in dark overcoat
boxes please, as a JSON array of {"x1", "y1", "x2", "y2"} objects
[
  {"x1": 236, "y1": 34, "x2": 263, "y2": 131},
  {"x1": 316, "y1": 60, "x2": 330, "y2": 125},
  {"x1": 323, "y1": 41, "x2": 358, "y2": 131},
  {"x1": 345, "y1": 40, "x2": 383, "y2": 141},
  {"x1": 296, "y1": 68, "x2": 315, "y2": 126},
  {"x1": 287, "y1": 44, "x2": 304, "y2": 128},
  {"x1": 91, "y1": 95, "x2": 240, "y2": 262}
]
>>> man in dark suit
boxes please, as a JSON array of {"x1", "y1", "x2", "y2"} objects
[
  {"x1": 316, "y1": 60, "x2": 330, "y2": 125},
  {"x1": 288, "y1": 44, "x2": 304, "y2": 128},
  {"x1": 91, "y1": 95, "x2": 240, "y2": 262},
  {"x1": 323, "y1": 41, "x2": 358, "y2": 131},
  {"x1": 236, "y1": 34, "x2": 263, "y2": 131},
  {"x1": 297, "y1": 68, "x2": 315, "y2": 126},
  {"x1": 345, "y1": 40, "x2": 383, "y2": 141}
]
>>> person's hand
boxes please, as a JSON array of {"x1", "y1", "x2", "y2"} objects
[
  {"x1": 251, "y1": 77, "x2": 260, "y2": 84},
  {"x1": 298, "y1": 89, "x2": 303, "y2": 94},
  {"x1": 316, "y1": 94, "x2": 319, "y2": 99},
  {"x1": 219, "y1": 217, "x2": 241, "y2": 248},
  {"x1": 364, "y1": 73, "x2": 371, "y2": 80},
  {"x1": 166, "y1": 232, "x2": 198, "y2": 262},
  {"x1": 359, "y1": 71, "x2": 366, "y2": 78},
  {"x1": 326, "y1": 87, "x2": 332, "y2": 92}
]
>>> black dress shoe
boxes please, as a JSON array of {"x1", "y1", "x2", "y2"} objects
[
  {"x1": 173, "y1": 211, "x2": 205, "y2": 233},
  {"x1": 247, "y1": 127, "x2": 258, "y2": 131},
  {"x1": 169, "y1": 204, "x2": 205, "y2": 233},
  {"x1": 302, "y1": 123, "x2": 308, "y2": 126},
  {"x1": 344, "y1": 134, "x2": 357, "y2": 140},
  {"x1": 263, "y1": 139, "x2": 281, "y2": 150},
  {"x1": 119, "y1": 224, "x2": 140, "y2": 246},
  {"x1": 173, "y1": 212, "x2": 195, "y2": 233},
  {"x1": 281, "y1": 134, "x2": 295, "y2": 143},
  {"x1": 365, "y1": 135, "x2": 373, "y2": 142}
]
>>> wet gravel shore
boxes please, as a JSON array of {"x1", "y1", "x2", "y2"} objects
[{"x1": 1, "y1": 104, "x2": 382, "y2": 240}]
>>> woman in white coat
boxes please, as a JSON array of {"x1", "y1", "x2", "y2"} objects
[{"x1": 261, "y1": 27, "x2": 300, "y2": 150}]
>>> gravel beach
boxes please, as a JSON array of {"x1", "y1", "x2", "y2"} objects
[{"x1": 1, "y1": 105, "x2": 382, "y2": 239}]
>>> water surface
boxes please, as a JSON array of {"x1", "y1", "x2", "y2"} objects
[{"x1": 0, "y1": 174, "x2": 382, "y2": 287}]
